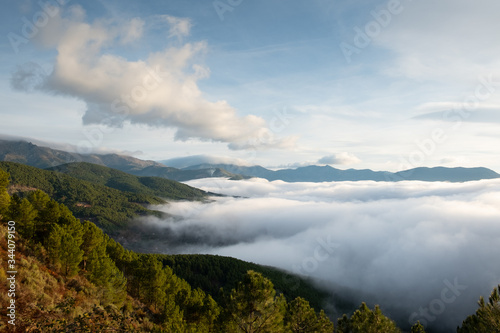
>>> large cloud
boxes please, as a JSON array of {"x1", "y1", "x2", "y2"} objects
[
  {"x1": 140, "y1": 177, "x2": 500, "y2": 332},
  {"x1": 10, "y1": 6, "x2": 292, "y2": 150}
]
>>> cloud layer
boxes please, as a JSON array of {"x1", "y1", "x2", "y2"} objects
[
  {"x1": 10, "y1": 6, "x2": 292, "y2": 150},
  {"x1": 160, "y1": 154, "x2": 251, "y2": 168},
  {"x1": 141, "y1": 178, "x2": 500, "y2": 332}
]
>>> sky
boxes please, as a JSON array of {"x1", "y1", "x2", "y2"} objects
[
  {"x1": 139, "y1": 177, "x2": 500, "y2": 332},
  {"x1": 1, "y1": 0, "x2": 500, "y2": 171}
]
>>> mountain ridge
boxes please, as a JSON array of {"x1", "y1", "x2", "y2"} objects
[
  {"x1": 0, "y1": 140, "x2": 242, "y2": 181},
  {"x1": 1, "y1": 139, "x2": 499, "y2": 183},
  {"x1": 183, "y1": 163, "x2": 500, "y2": 183}
]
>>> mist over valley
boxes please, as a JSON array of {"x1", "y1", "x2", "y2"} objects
[{"x1": 138, "y1": 177, "x2": 500, "y2": 332}]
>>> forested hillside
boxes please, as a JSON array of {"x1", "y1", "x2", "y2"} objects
[
  {"x1": 46, "y1": 162, "x2": 211, "y2": 199},
  {"x1": 0, "y1": 162, "x2": 206, "y2": 231}
]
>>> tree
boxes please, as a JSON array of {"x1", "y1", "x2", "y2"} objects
[
  {"x1": 27, "y1": 189, "x2": 50, "y2": 212},
  {"x1": 7, "y1": 196, "x2": 37, "y2": 240},
  {"x1": 87, "y1": 252, "x2": 127, "y2": 306},
  {"x1": 46, "y1": 224, "x2": 83, "y2": 277},
  {"x1": 336, "y1": 302, "x2": 401, "y2": 333},
  {"x1": 29, "y1": 192, "x2": 59, "y2": 242},
  {"x1": 286, "y1": 297, "x2": 317, "y2": 332},
  {"x1": 132, "y1": 254, "x2": 168, "y2": 311},
  {"x1": 224, "y1": 270, "x2": 286, "y2": 333},
  {"x1": 410, "y1": 321, "x2": 426, "y2": 333},
  {"x1": 106, "y1": 237, "x2": 137, "y2": 274},
  {"x1": 316, "y1": 310, "x2": 335, "y2": 333},
  {"x1": 81, "y1": 221, "x2": 105, "y2": 270},
  {"x1": 0, "y1": 169, "x2": 10, "y2": 219},
  {"x1": 79, "y1": 221, "x2": 127, "y2": 305},
  {"x1": 458, "y1": 285, "x2": 500, "y2": 332},
  {"x1": 285, "y1": 297, "x2": 333, "y2": 332}
]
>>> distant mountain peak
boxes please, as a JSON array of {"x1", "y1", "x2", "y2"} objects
[
  {"x1": 1, "y1": 139, "x2": 498, "y2": 183},
  {"x1": 179, "y1": 162, "x2": 500, "y2": 183}
]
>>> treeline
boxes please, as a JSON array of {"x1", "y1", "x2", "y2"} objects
[{"x1": 1, "y1": 168, "x2": 499, "y2": 332}]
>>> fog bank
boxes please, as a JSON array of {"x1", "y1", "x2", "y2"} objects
[{"x1": 140, "y1": 178, "x2": 500, "y2": 331}]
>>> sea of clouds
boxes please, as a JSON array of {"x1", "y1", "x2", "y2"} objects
[{"x1": 140, "y1": 177, "x2": 500, "y2": 332}]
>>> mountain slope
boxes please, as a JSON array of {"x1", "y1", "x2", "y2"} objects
[
  {"x1": 184, "y1": 163, "x2": 275, "y2": 179},
  {"x1": 0, "y1": 139, "x2": 244, "y2": 181},
  {"x1": 0, "y1": 139, "x2": 162, "y2": 171},
  {"x1": 47, "y1": 162, "x2": 210, "y2": 199},
  {"x1": 130, "y1": 164, "x2": 245, "y2": 181},
  {"x1": 393, "y1": 166, "x2": 500, "y2": 182},
  {"x1": 0, "y1": 162, "x2": 206, "y2": 230}
]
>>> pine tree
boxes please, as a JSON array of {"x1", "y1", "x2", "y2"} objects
[
  {"x1": 81, "y1": 221, "x2": 105, "y2": 270},
  {"x1": 7, "y1": 196, "x2": 37, "y2": 240},
  {"x1": 106, "y1": 236, "x2": 137, "y2": 274},
  {"x1": 285, "y1": 297, "x2": 333, "y2": 332},
  {"x1": 46, "y1": 224, "x2": 84, "y2": 277},
  {"x1": 80, "y1": 220, "x2": 127, "y2": 305},
  {"x1": 224, "y1": 270, "x2": 286, "y2": 333},
  {"x1": 87, "y1": 251, "x2": 127, "y2": 306},
  {"x1": 29, "y1": 192, "x2": 59, "y2": 242},
  {"x1": 0, "y1": 169, "x2": 10, "y2": 219},
  {"x1": 410, "y1": 321, "x2": 426, "y2": 332},
  {"x1": 458, "y1": 285, "x2": 500, "y2": 332},
  {"x1": 0, "y1": 169, "x2": 9, "y2": 190},
  {"x1": 201, "y1": 293, "x2": 221, "y2": 332},
  {"x1": 316, "y1": 310, "x2": 335, "y2": 333},
  {"x1": 162, "y1": 296, "x2": 186, "y2": 332},
  {"x1": 133, "y1": 254, "x2": 168, "y2": 311},
  {"x1": 336, "y1": 302, "x2": 401, "y2": 333},
  {"x1": 27, "y1": 189, "x2": 50, "y2": 212}
]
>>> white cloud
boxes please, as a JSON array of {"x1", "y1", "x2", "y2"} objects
[
  {"x1": 10, "y1": 6, "x2": 293, "y2": 151},
  {"x1": 318, "y1": 152, "x2": 360, "y2": 165},
  {"x1": 141, "y1": 178, "x2": 500, "y2": 331}
]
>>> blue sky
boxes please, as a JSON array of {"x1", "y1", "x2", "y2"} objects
[{"x1": 1, "y1": 0, "x2": 500, "y2": 171}]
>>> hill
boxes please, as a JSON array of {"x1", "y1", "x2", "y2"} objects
[
  {"x1": 0, "y1": 140, "x2": 244, "y2": 181},
  {"x1": 46, "y1": 162, "x2": 211, "y2": 199},
  {"x1": 0, "y1": 139, "x2": 162, "y2": 171},
  {"x1": 0, "y1": 162, "x2": 206, "y2": 231},
  {"x1": 392, "y1": 166, "x2": 500, "y2": 182},
  {"x1": 130, "y1": 164, "x2": 246, "y2": 181}
]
